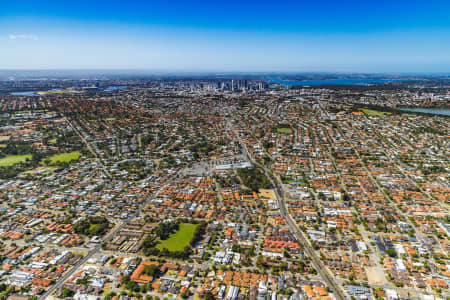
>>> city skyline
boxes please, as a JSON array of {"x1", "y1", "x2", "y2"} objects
[{"x1": 1, "y1": 0, "x2": 450, "y2": 72}]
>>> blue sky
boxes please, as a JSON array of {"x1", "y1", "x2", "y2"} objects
[{"x1": 1, "y1": 0, "x2": 450, "y2": 72}]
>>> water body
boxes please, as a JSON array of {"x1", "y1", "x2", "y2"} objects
[
  {"x1": 269, "y1": 78, "x2": 402, "y2": 86},
  {"x1": 10, "y1": 86, "x2": 127, "y2": 96},
  {"x1": 104, "y1": 85, "x2": 127, "y2": 92},
  {"x1": 10, "y1": 88, "x2": 64, "y2": 96},
  {"x1": 10, "y1": 91, "x2": 40, "y2": 96},
  {"x1": 399, "y1": 108, "x2": 450, "y2": 116}
]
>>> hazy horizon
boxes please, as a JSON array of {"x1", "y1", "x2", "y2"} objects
[{"x1": 1, "y1": 69, "x2": 449, "y2": 79}]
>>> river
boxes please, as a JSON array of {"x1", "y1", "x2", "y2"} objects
[
  {"x1": 399, "y1": 108, "x2": 450, "y2": 116},
  {"x1": 268, "y1": 78, "x2": 404, "y2": 86},
  {"x1": 10, "y1": 86, "x2": 127, "y2": 96}
]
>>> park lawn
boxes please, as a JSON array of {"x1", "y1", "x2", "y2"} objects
[
  {"x1": 48, "y1": 151, "x2": 81, "y2": 164},
  {"x1": 37, "y1": 90, "x2": 81, "y2": 95},
  {"x1": 88, "y1": 223, "x2": 109, "y2": 236},
  {"x1": 361, "y1": 109, "x2": 391, "y2": 116},
  {"x1": 0, "y1": 154, "x2": 32, "y2": 167},
  {"x1": 277, "y1": 127, "x2": 293, "y2": 134},
  {"x1": 156, "y1": 223, "x2": 198, "y2": 252}
]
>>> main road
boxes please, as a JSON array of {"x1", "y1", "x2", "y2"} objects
[
  {"x1": 65, "y1": 116, "x2": 112, "y2": 179},
  {"x1": 228, "y1": 121, "x2": 348, "y2": 300}
]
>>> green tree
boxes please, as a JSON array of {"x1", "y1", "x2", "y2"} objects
[{"x1": 61, "y1": 288, "x2": 75, "y2": 298}]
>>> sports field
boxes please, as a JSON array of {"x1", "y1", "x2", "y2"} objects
[
  {"x1": 0, "y1": 154, "x2": 32, "y2": 167},
  {"x1": 362, "y1": 109, "x2": 391, "y2": 116},
  {"x1": 48, "y1": 151, "x2": 81, "y2": 164},
  {"x1": 277, "y1": 127, "x2": 293, "y2": 134},
  {"x1": 156, "y1": 223, "x2": 198, "y2": 252}
]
